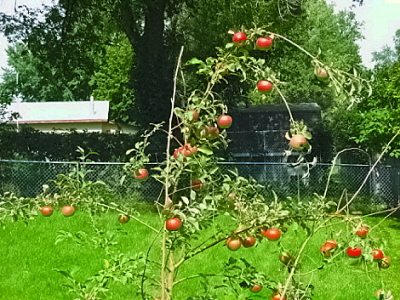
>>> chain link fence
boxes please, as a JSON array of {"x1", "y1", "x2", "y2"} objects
[{"x1": 0, "y1": 159, "x2": 399, "y2": 207}]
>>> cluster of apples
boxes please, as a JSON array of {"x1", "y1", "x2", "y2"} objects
[
  {"x1": 232, "y1": 31, "x2": 328, "y2": 97},
  {"x1": 318, "y1": 230, "x2": 391, "y2": 269},
  {"x1": 40, "y1": 205, "x2": 75, "y2": 217}
]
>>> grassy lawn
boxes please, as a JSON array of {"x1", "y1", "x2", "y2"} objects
[{"x1": 0, "y1": 206, "x2": 399, "y2": 300}]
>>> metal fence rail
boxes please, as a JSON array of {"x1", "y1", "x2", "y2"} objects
[{"x1": 0, "y1": 160, "x2": 398, "y2": 207}]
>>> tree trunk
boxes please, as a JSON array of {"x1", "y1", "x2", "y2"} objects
[{"x1": 118, "y1": 0, "x2": 173, "y2": 128}]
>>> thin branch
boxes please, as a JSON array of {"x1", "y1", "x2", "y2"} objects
[
  {"x1": 141, "y1": 229, "x2": 161, "y2": 299},
  {"x1": 164, "y1": 46, "x2": 184, "y2": 207},
  {"x1": 338, "y1": 130, "x2": 400, "y2": 213},
  {"x1": 323, "y1": 148, "x2": 364, "y2": 199},
  {"x1": 173, "y1": 273, "x2": 242, "y2": 287},
  {"x1": 320, "y1": 205, "x2": 400, "y2": 228},
  {"x1": 267, "y1": 31, "x2": 318, "y2": 60},
  {"x1": 160, "y1": 46, "x2": 184, "y2": 300},
  {"x1": 275, "y1": 85, "x2": 295, "y2": 124},
  {"x1": 280, "y1": 131, "x2": 400, "y2": 299}
]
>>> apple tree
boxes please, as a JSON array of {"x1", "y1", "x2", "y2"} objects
[{"x1": 0, "y1": 20, "x2": 396, "y2": 300}]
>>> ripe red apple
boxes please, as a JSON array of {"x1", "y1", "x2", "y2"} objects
[
  {"x1": 226, "y1": 237, "x2": 242, "y2": 251},
  {"x1": 134, "y1": 168, "x2": 149, "y2": 181},
  {"x1": 356, "y1": 225, "x2": 369, "y2": 238},
  {"x1": 217, "y1": 115, "x2": 233, "y2": 129},
  {"x1": 250, "y1": 285, "x2": 263, "y2": 293},
  {"x1": 257, "y1": 80, "x2": 273, "y2": 93},
  {"x1": 61, "y1": 205, "x2": 75, "y2": 217},
  {"x1": 256, "y1": 37, "x2": 273, "y2": 50},
  {"x1": 320, "y1": 243, "x2": 335, "y2": 257},
  {"x1": 372, "y1": 249, "x2": 384, "y2": 260},
  {"x1": 242, "y1": 236, "x2": 256, "y2": 248},
  {"x1": 271, "y1": 292, "x2": 287, "y2": 300},
  {"x1": 325, "y1": 239, "x2": 338, "y2": 248},
  {"x1": 261, "y1": 228, "x2": 281, "y2": 241},
  {"x1": 347, "y1": 247, "x2": 362, "y2": 258},
  {"x1": 232, "y1": 32, "x2": 247, "y2": 47},
  {"x1": 40, "y1": 206, "x2": 53, "y2": 217},
  {"x1": 289, "y1": 135, "x2": 308, "y2": 151},
  {"x1": 166, "y1": 217, "x2": 182, "y2": 231},
  {"x1": 173, "y1": 143, "x2": 198, "y2": 159}
]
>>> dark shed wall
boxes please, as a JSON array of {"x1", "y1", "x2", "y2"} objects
[{"x1": 226, "y1": 103, "x2": 331, "y2": 161}]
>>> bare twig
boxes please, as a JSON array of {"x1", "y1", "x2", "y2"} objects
[
  {"x1": 338, "y1": 130, "x2": 400, "y2": 213},
  {"x1": 160, "y1": 46, "x2": 185, "y2": 300},
  {"x1": 323, "y1": 148, "x2": 365, "y2": 199},
  {"x1": 275, "y1": 85, "x2": 295, "y2": 124}
]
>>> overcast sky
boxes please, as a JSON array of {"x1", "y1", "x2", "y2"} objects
[
  {"x1": 327, "y1": 0, "x2": 400, "y2": 67},
  {"x1": 0, "y1": 0, "x2": 55, "y2": 78},
  {"x1": 0, "y1": 0, "x2": 400, "y2": 79}
]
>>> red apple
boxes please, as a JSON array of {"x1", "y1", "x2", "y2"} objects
[
  {"x1": 242, "y1": 236, "x2": 256, "y2": 248},
  {"x1": 217, "y1": 115, "x2": 233, "y2": 129},
  {"x1": 134, "y1": 168, "x2": 149, "y2": 181},
  {"x1": 166, "y1": 217, "x2": 182, "y2": 231},
  {"x1": 232, "y1": 32, "x2": 247, "y2": 47},
  {"x1": 289, "y1": 135, "x2": 308, "y2": 151},
  {"x1": 192, "y1": 180, "x2": 203, "y2": 192},
  {"x1": 40, "y1": 206, "x2": 53, "y2": 217},
  {"x1": 204, "y1": 126, "x2": 220, "y2": 140},
  {"x1": 61, "y1": 205, "x2": 75, "y2": 217},
  {"x1": 256, "y1": 37, "x2": 273, "y2": 50},
  {"x1": 372, "y1": 249, "x2": 384, "y2": 260},
  {"x1": 250, "y1": 285, "x2": 263, "y2": 293},
  {"x1": 257, "y1": 80, "x2": 273, "y2": 93}
]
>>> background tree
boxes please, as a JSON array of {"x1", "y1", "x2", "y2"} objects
[
  {"x1": 351, "y1": 29, "x2": 400, "y2": 158},
  {"x1": 0, "y1": 0, "x2": 366, "y2": 135},
  {"x1": 89, "y1": 33, "x2": 135, "y2": 123},
  {"x1": 177, "y1": 0, "x2": 365, "y2": 110},
  {"x1": 0, "y1": 2, "x2": 118, "y2": 100}
]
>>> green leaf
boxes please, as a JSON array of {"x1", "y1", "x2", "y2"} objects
[
  {"x1": 53, "y1": 268, "x2": 75, "y2": 280},
  {"x1": 198, "y1": 146, "x2": 213, "y2": 155},
  {"x1": 186, "y1": 58, "x2": 204, "y2": 65}
]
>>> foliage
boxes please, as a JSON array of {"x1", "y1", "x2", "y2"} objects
[
  {"x1": 0, "y1": 125, "x2": 164, "y2": 162},
  {"x1": 0, "y1": 2, "x2": 118, "y2": 102},
  {"x1": 349, "y1": 29, "x2": 400, "y2": 157},
  {"x1": 0, "y1": 16, "x2": 396, "y2": 300},
  {"x1": 0, "y1": 192, "x2": 37, "y2": 227},
  {"x1": 89, "y1": 34, "x2": 135, "y2": 124},
  {"x1": 0, "y1": 0, "x2": 366, "y2": 131},
  {"x1": 54, "y1": 221, "x2": 147, "y2": 300},
  {"x1": 180, "y1": 0, "x2": 366, "y2": 111}
]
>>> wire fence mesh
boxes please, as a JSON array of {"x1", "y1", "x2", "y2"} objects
[{"x1": 0, "y1": 160, "x2": 398, "y2": 207}]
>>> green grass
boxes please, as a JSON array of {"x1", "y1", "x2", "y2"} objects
[{"x1": 0, "y1": 207, "x2": 399, "y2": 300}]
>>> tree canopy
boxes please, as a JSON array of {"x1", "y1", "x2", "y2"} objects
[
  {"x1": 350, "y1": 29, "x2": 400, "y2": 157},
  {"x1": 0, "y1": 0, "x2": 366, "y2": 130}
]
